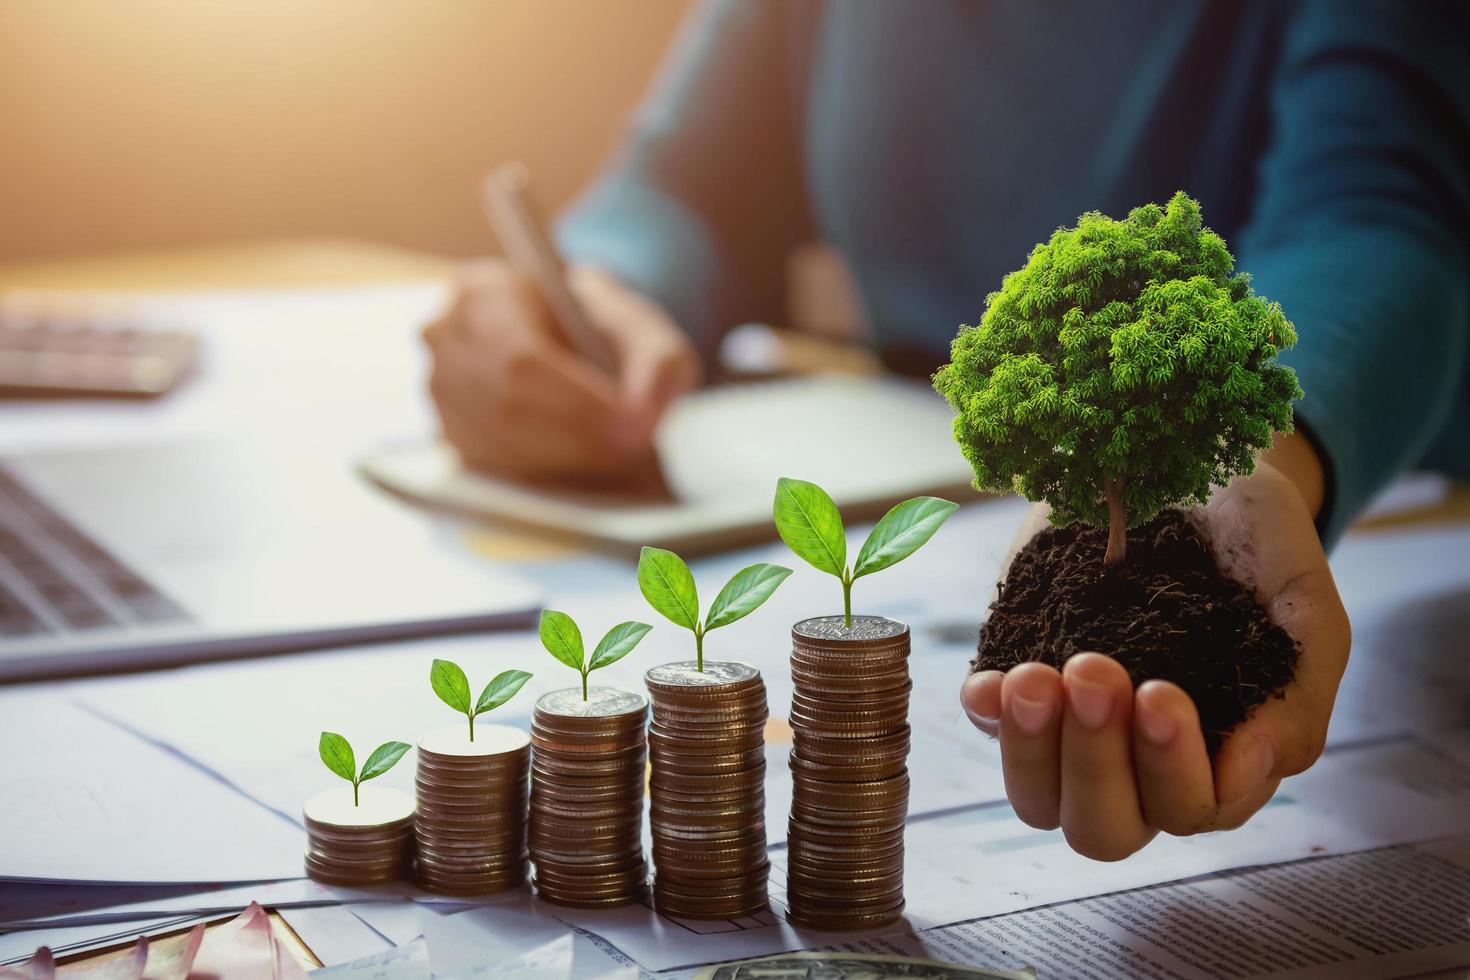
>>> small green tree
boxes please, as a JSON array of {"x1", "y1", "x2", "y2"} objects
[{"x1": 933, "y1": 192, "x2": 1301, "y2": 564}]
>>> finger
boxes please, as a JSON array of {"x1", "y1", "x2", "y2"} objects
[
  {"x1": 999, "y1": 663, "x2": 1063, "y2": 829},
  {"x1": 1204, "y1": 468, "x2": 1349, "y2": 798},
  {"x1": 1214, "y1": 715, "x2": 1291, "y2": 811},
  {"x1": 1213, "y1": 776, "x2": 1280, "y2": 830},
  {"x1": 623, "y1": 339, "x2": 697, "y2": 425},
  {"x1": 422, "y1": 313, "x2": 449, "y2": 348},
  {"x1": 1133, "y1": 680, "x2": 1219, "y2": 835},
  {"x1": 961, "y1": 670, "x2": 1003, "y2": 737},
  {"x1": 428, "y1": 332, "x2": 633, "y2": 477},
  {"x1": 1214, "y1": 599, "x2": 1343, "y2": 809},
  {"x1": 1060, "y1": 653, "x2": 1155, "y2": 861},
  {"x1": 570, "y1": 266, "x2": 698, "y2": 414}
]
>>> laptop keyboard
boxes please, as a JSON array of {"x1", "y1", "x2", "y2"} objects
[{"x1": 0, "y1": 465, "x2": 188, "y2": 639}]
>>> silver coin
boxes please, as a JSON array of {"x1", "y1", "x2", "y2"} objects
[
  {"x1": 536, "y1": 686, "x2": 648, "y2": 718},
  {"x1": 793, "y1": 615, "x2": 909, "y2": 642},
  {"x1": 644, "y1": 661, "x2": 758, "y2": 688}
]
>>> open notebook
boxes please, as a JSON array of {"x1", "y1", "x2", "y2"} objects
[{"x1": 360, "y1": 374, "x2": 979, "y2": 555}]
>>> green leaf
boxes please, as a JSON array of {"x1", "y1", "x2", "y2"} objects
[
  {"x1": 637, "y1": 546, "x2": 700, "y2": 631},
  {"x1": 538, "y1": 610, "x2": 584, "y2": 672},
  {"x1": 773, "y1": 477, "x2": 847, "y2": 577},
  {"x1": 318, "y1": 732, "x2": 355, "y2": 784},
  {"x1": 474, "y1": 669, "x2": 533, "y2": 716},
  {"x1": 429, "y1": 659, "x2": 472, "y2": 714},
  {"x1": 704, "y1": 563, "x2": 793, "y2": 632},
  {"x1": 588, "y1": 621, "x2": 653, "y2": 672},
  {"x1": 358, "y1": 741, "x2": 411, "y2": 782},
  {"x1": 853, "y1": 496, "x2": 960, "y2": 579}
]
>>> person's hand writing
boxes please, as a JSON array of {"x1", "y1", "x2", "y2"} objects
[
  {"x1": 959, "y1": 437, "x2": 1350, "y2": 860},
  {"x1": 422, "y1": 261, "x2": 700, "y2": 488}
]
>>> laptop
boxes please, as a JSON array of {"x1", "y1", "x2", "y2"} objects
[{"x1": 0, "y1": 441, "x2": 540, "y2": 680}]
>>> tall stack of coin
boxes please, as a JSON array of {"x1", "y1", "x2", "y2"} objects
[
  {"x1": 529, "y1": 687, "x2": 649, "y2": 907},
  {"x1": 413, "y1": 725, "x2": 530, "y2": 895},
  {"x1": 644, "y1": 661, "x2": 770, "y2": 919},
  {"x1": 304, "y1": 786, "x2": 415, "y2": 886},
  {"x1": 786, "y1": 615, "x2": 911, "y2": 931}
]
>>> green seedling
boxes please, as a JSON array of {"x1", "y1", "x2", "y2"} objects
[
  {"x1": 932, "y1": 191, "x2": 1300, "y2": 565},
  {"x1": 318, "y1": 732, "x2": 410, "y2": 807},
  {"x1": 774, "y1": 477, "x2": 959, "y2": 628},
  {"x1": 637, "y1": 547, "x2": 792, "y2": 672},
  {"x1": 430, "y1": 660, "x2": 533, "y2": 741},
  {"x1": 538, "y1": 609, "x2": 651, "y2": 700}
]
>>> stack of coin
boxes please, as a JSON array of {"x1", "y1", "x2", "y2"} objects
[
  {"x1": 304, "y1": 785, "x2": 415, "y2": 886},
  {"x1": 530, "y1": 687, "x2": 649, "y2": 907},
  {"x1": 786, "y1": 615, "x2": 912, "y2": 931},
  {"x1": 645, "y1": 661, "x2": 770, "y2": 919},
  {"x1": 414, "y1": 724, "x2": 530, "y2": 895}
]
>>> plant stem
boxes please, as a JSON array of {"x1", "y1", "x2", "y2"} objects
[
  {"x1": 1103, "y1": 477, "x2": 1128, "y2": 566},
  {"x1": 696, "y1": 629, "x2": 704, "y2": 672},
  {"x1": 842, "y1": 573, "x2": 853, "y2": 629},
  {"x1": 582, "y1": 670, "x2": 588, "y2": 701},
  {"x1": 353, "y1": 780, "x2": 359, "y2": 807},
  {"x1": 469, "y1": 711, "x2": 475, "y2": 743}
]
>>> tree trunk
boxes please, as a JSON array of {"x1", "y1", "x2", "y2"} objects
[{"x1": 1103, "y1": 477, "x2": 1127, "y2": 566}]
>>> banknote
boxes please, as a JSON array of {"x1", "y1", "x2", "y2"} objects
[{"x1": 695, "y1": 951, "x2": 1035, "y2": 979}]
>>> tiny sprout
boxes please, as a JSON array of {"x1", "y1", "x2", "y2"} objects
[
  {"x1": 637, "y1": 547, "x2": 791, "y2": 672},
  {"x1": 430, "y1": 660, "x2": 533, "y2": 742},
  {"x1": 773, "y1": 477, "x2": 959, "y2": 628},
  {"x1": 538, "y1": 610, "x2": 651, "y2": 700},
  {"x1": 318, "y1": 732, "x2": 410, "y2": 807}
]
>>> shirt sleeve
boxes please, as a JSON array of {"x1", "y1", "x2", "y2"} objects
[
  {"x1": 1236, "y1": 0, "x2": 1470, "y2": 548},
  {"x1": 554, "y1": 0, "x2": 812, "y2": 366}
]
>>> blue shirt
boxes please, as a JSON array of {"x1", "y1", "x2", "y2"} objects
[{"x1": 559, "y1": 1, "x2": 1470, "y2": 545}]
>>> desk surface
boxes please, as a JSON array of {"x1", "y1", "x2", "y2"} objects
[
  {"x1": 8, "y1": 239, "x2": 1469, "y2": 976},
  {"x1": 0, "y1": 238, "x2": 453, "y2": 293},
  {"x1": 8, "y1": 239, "x2": 432, "y2": 975}
]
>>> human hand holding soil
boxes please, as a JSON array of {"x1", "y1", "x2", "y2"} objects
[
  {"x1": 960, "y1": 434, "x2": 1350, "y2": 860},
  {"x1": 422, "y1": 260, "x2": 700, "y2": 491}
]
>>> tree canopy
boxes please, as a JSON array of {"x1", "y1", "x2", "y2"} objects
[{"x1": 933, "y1": 192, "x2": 1301, "y2": 563}]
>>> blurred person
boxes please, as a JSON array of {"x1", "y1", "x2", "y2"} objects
[{"x1": 423, "y1": 1, "x2": 1469, "y2": 858}]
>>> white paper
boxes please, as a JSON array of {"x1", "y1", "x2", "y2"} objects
[
  {"x1": 439, "y1": 933, "x2": 574, "y2": 979},
  {"x1": 1323, "y1": 525, "x2": 1470, "y2": 746},
  {"x1": 846, "y1": 836, "x2": 1470, "y2": 980},
  {"x1": 282, "y1": 906, "x2": 394, "y2": 968},
  {"x1": 348, "y1": 904, "x2": 645, "y2": 980},
  {"x1": 0, "y1": 692, "x2": 305, "y2": 883},
  {"x1": 312, "y1": 937, "x2": 431, "y2": 980},
  {"x1": 67, "y1": 498, "x2": 1027, "y2": 849},
  {"x1": 347, "y1": 901, "x2": 557, "y2": 965},
  {"x1": 525, "y1": 735, "x2": 1470, "y2": 973}
]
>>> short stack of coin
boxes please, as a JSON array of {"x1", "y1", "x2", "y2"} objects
[
  {"x1": 645, "y1": 660, "x2": 770, "y2": 919},
  {"x1": 529, "y1": 687, "x2": 649, "y2": 907},
  {"x1": 786, "y1": 615, "x2": 912, "y2": 931},
  {"x1": 304, "y1": 785, "x2": 415, "y2": 886},
  {"x1": 414, "y1": 724, "x2": 530, "y2": 895}
]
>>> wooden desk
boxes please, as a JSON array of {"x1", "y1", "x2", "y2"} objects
[{"x1": 13, "y1": 238, "x2": 1466, "y2": 973}]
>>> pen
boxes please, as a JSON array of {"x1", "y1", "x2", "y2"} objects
[{"x1": 480, "y1": 162, "x2": 620, "y2": 376}]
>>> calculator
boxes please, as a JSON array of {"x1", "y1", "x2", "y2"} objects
[{"x1": 0, "y1": 318, "x2": 199, "y2": 398}]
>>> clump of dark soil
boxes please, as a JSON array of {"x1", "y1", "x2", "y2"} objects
[{"x1": 975, "y1": 509, "x2": 1298, "y2": 756}]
